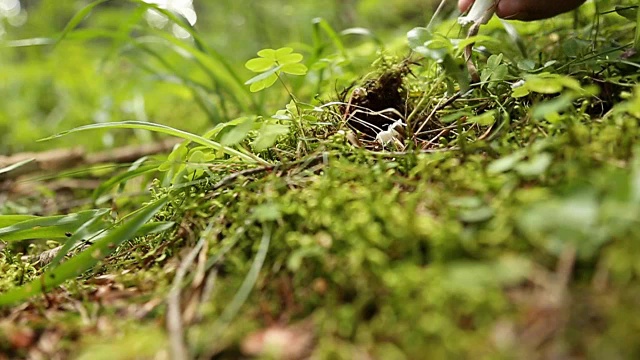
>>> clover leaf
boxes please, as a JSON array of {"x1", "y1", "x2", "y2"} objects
[{"x1": 244, "y1": 47, "x2": 308, "y2": 92}]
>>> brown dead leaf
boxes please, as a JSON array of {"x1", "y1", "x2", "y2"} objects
[
  {"x1": 8, "y1": 326, "x2": 37, "y2": 349},
  {"x1": 241, "y1": 319, "x2": 315, "y2": 360}
]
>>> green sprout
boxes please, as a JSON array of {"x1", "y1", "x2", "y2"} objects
[{"x1": 244, "y1": 47, "x2": 308, "y2": 93}]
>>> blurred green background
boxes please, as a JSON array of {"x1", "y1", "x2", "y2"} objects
[{"x1": 0, "y1": 0, "x2": 452, "y2": 154}]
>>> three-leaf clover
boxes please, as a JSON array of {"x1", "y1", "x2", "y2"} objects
[{"x1": 244, "y1": 47, "x2": 308, "y2": 92}]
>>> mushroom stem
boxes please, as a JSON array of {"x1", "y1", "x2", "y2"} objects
[
  {"x1": 459, "y1": 0, "x2": 500, "y2": 83},
  {"x1": 459, "y1": 0, "x2": 499, "y2": 26}
]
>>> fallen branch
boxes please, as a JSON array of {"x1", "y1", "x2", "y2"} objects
[{"x1": 0, "y1": 138, "x2": 181, "y2": 180}]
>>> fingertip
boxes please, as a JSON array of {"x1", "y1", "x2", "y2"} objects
[
  {"x1": 496, "y1": 0, "x2": 524, "y2": 20},
  {"x1": 495, "y1": 0, "x2": 586, "y2": 21},
  {"x1": 458, "y1": 0, "x2": 474, "y2": 13}
]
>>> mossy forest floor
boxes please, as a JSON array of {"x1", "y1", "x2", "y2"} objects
[{"x1": 2, "y1": 2, "x2": 640, "y2": 359}]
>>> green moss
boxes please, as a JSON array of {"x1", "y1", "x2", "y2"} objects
[{"x1": 3, "y1": 1, "x2": 640, "y2": 358}]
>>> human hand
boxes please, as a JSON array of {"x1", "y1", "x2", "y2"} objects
[{"x1": 458, "y1": 0, "x2": 586, "y2": 21}]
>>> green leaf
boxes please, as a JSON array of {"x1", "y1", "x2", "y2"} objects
[
  {"x1": 407, "y1": 27, "x2": 452, "y2": 62},
  {"x1": 615, "y1": 5, "x2": 639, "y2": 22},
  {"x1": 526, "y1": 73, "x2": 583, "y2": 94},
  {"x1": 518, "y1": 192, "x2": 607, "y2": 259},
  {"x1": 459, "y1": 206, "x2": 494, "y2": 223},
  {"x1": 274, "y1": 47, "x2": 294, "y2": 59},
  {"x1": 487, "y1": 54, "x2": 503, "y2": 69},
  {"x1": 467, "y1": 111, "x2": 496, "y2": 126},
  {"x1": 161, "y1": 144, "x2": 190, "y2": 187},
  {"x1": 93, "y1": 164, "x2": 158, "y2": 203},
  {"x1": 489, "y1": 64, "x2": 508, "y2": 83},
  {"x1": 249, "y1": 74, "x2": 279, "y2": 92},
  {"x1": 244, "y1": 47, "x2": 305, "y2": 92},
  {"x1": 245, "y1": 57, "x2": 275, "y2": 72},
  {"x1": 257, "y1": 48, "x2": 278, "y2": 60},
  {"x1": 188, "y1": 150, "x2": 205, "y2": 165},
  {"x1": 517, "y1": 59, "x2": 536, "y2": 71},
  {"x1": 0, "y1": 209, "x2": 109, "y2": 242},
  {"x1": 487, "y1": 150, "x2": 526, "y2": 175},
  {"x1": 281, "y1": 63, "x2": 308, "y2": 76},
  {"x1": 252, "y1": 203, "x2": 282, "y2": 222},
  {"x1": 4, "y1": 38, "x2": 55, "y2": 47},
  {"x1": 526, "y1": 76, "x2": 564, "y2": 94},
  {"x1": 532, "y1": 93, "x2": 575, "y2": 120},
  {"x1": 511, "y1": 85, "x2": 530, "y2": 98},
  {"x1": 441, "y1": 54, "x2": 469, "y2": 93},
  {"x1": 159, "y1": 143, "x2": 188, "y2": 173},
  {"x1": 562, "y1": 38, "x2": 590, "y2": 58},
  {"x1": 203, "y1": 117, "x2": 251, "y2": 139},
  {"x1": 252, "y1": 124, "x2": 290, "y2": 151},
  {"x1": 0, "y1": 198, "x2": 168, "y2": 307},
  {"x1": 136, "y1": 222, "x2": 176, "y2": 237},
  {"x1": 441, "y1": 110, "x2": 473, "y2": 123},
  {"x1": 221, "y1": 117, "x2": 256, "y2": 146},
  {"x1": 244, "y1": 65, "x2": 282, "y2": 86},
  {"x1": 277, "y1": 53, "x2": 303, "y2": 65},
  {"x1": 482, "y1": 55, "x2": 507, "y2": 85},
  {"x1": 514, "y1": 153, "x2": 553, "y2": 177},
  {"x1": 0, "y1": 215, "x2": 37, "y2": 228}
]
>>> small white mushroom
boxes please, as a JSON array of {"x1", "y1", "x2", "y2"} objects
[
  {"x1": 376, "y1": 120, "x2": 406, "y2": 146},
  {"x1": 458, "y1": 0, "x2": 499, "y2": 26},
  {"x1": 511, "y1": 79, "x2": 526, "y2": 89}
]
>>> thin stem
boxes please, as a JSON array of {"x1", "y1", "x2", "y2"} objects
[
  {"x1": 635, "y1": 3, "x2": 640, "y2": 50},
  {"x1": 276, "y1": 74, "x2": 309, "y2": 151}
]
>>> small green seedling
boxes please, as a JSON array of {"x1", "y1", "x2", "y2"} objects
[
  {"x1": 244, "y1": 47, "x2": 308, "y2": 92},
  {"x1": 245, "y1": 47, "x2": 310, "y2": 149}
]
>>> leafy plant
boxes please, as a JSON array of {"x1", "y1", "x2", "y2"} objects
[
  {"x1": 0, "y1": 198, "x2": 171, "y2": 306},
  {"x1": 244, "y1": 47, "x2": 309, "y2": 93},
  {"x1": 4, "y1": 1, "x2": 640, "y2": 359}
]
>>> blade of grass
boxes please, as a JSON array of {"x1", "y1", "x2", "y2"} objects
[
  {"x1": 142, "y1": 30, "x2": 254, "y2": 113},
  {"x1": 46, "y1": 214, "x2": 108, "y2": 269},
  {"x1": 128, "y1": 0, "x2": 251, "y2": 97},
  {"x1": 0, "y1": 158, "x2": 34, "y2": 178},
  {"x1": 312, "y1": 18, "x2": 347, "y2": 57},
  {"x1": 179, "y1": 222, "x2": 250, "y2": 290},
  {"x1": 135, "y1": 221, "x2": 176, "y2": 237},
  {"x1": 0, "y1": 197, "x2": 168, "y2": 307},
  {"x1": 64, "y1": 28, "x2": 131, "y2": 42},
  {"x1": 199, "y1": 223, "x2": 271, "y2": 346},
  {"x1": 166, "y1": 221, "x2": 213, "y2": 360},
  {"x1": 54, "y1": 0, "x2": 109, "y2": 48},
  {"x1": 40, "y1": 121, "x2": 269, "y2": 165},
  {"x1": 0, "y1": 215, "x2": 38, "y2": 228},
  {"x1": 130, "y1": 43, "x2": 226, "y2": 123},
  {"x1": 12, "y1": 0, "x2": 257, "y2": 116},
  {"x1": 635, "y1": 4, "x2": 640, "y2": 50},
  {"x1": 0, "y1": 209, "x2": 109, "y2": 242},
  {"x1": 4, "y1": 38, "x2": 55, "y2": 47},
  {"x1": 93, "y1": 163, "x2": 159, "y2": 202}
]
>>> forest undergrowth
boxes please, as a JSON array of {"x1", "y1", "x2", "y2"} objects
[{"x1": 2, "y1": 1, "x2": 640, "y2": 359}]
